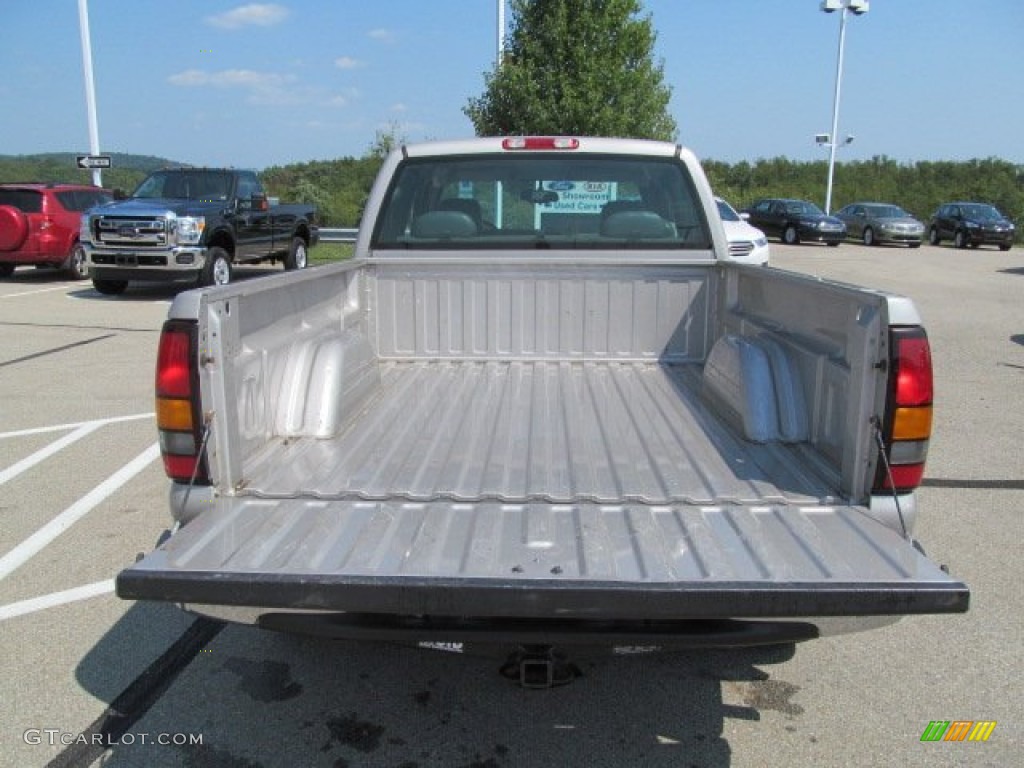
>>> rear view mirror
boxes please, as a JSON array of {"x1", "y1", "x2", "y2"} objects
[{"x1": 519, "y1": 189, "x2": 559, "y2": 205}]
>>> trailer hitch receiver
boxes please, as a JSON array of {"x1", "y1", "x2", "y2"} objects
[{"x1": 500, "y1": 645, "x2": 581, "y2": 689}]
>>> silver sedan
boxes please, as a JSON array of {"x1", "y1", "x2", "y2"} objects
[{"x1": 835, "y1": 202, "x2": 925, "y2": 247}]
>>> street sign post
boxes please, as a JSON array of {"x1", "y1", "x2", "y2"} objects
[{"x1": 76, "y1": 155, "x2": 111, "y2": 170}]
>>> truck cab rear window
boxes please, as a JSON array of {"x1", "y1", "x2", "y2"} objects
[
  {"x1": 133, "y1": 171, "x2": 233, "y2": 201},
  {"x1": 371, "y1": 155, "x2": 710, "y2": 251}
]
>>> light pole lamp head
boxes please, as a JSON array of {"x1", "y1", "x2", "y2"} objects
[
  {"x1": 820, "y1": 0, "x2": 869, "y2": 13},
  {"x1": 815, "y1": 133, "x2": 831, "y2": 145}
]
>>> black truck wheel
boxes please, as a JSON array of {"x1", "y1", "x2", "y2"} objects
[
  {"x1": 65, "y1": 242, "x2": 90, "y2": 280},
  {"x1": 92, "y1": 278, "x2": 128, "y2": 295},
  {"x1": 199, "y1": 247, "x2": 232, "y2": 287},
  {"x1": 284, "y1": 237, "x2": 308, "y2": 271}
]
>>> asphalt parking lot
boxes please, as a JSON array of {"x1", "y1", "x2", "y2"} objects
[{"x1": 0, "y1": 244, "x2": 1020, "y2": 767}]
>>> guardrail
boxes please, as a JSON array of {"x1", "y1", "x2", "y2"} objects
[{"x1": 319, "y1": 227, "x2": 359, "y2": 243}]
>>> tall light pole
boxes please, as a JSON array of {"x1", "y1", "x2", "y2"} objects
[
  {"x1": 77, "y1": 0, "x2": 102, "y2": 187},
  {"x1": 495, "y1": 0, "x2": 506, "y2": 227},
  {"x1": 820, "y1": 0, "x2": 868, "y2": 214},
  {"x1": 497, "y1": 0, "x2": 505, "y2": 62}
]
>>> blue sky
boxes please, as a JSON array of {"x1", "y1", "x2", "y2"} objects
[{"x1": 1, "y1": 1, "x2": 1021, "y2": 169}]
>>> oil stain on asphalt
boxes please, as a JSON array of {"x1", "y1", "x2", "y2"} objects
[{"x1": 223, "y1": 657, "x2": 304, "y2": 703}]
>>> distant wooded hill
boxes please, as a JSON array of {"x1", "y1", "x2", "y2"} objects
[
  {"x1": 2, "y1": 150, "x2": 1020, "y2": 237},
  {"x1": 0, "y1": 152, "x2": 179, "y2": 195}
]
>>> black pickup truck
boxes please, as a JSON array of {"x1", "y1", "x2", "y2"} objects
[{"x1": 81, "y1": 168, "x2": 318, "y2": 294}]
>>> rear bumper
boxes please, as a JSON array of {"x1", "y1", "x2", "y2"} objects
[{"x1": 249, "y1": 611, "x2": 827, "y2": 649}]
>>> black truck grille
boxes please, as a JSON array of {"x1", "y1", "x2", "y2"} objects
[{"x1": 96, "y1": 217, "x2": 167, "y2": 247}]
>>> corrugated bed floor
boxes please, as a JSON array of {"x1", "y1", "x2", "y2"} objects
[{"x1": 241, "y1": 360, "x2": 840, "y2": 506}]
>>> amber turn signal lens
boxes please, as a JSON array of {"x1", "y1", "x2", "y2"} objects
[
  {"x1": 892, "y1": 406, "x2": 932, "y2": 441},
  {"x1": 156, "y1": 396, "x2": 193, "y2": 431}
]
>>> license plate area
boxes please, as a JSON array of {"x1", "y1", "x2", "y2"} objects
[{"x1": 115, "y1": 254, "x2": 138, "y2": 266}]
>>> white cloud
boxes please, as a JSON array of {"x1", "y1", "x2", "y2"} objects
[
  {"x1": 167, "y1": 69, "x2": 209, "y2": 87},
  {"x1": 205, "y1": 3, "x2": 289, "y2": 30},
  {"x1": 168, "y1": 69, "x2": 292, "y2": 89},
  {"x1": 368, "y1": 28, "x2": 396, "y2": 43},
  {"x1": 167, "y1": 68, "x2": 300, "y2": 106},
  {"x1": 324, "y1": 95, "x2": 349, "y2": 107},
  {"x1": 390, "y1": 103, "x2": 408, "y2": 113},
  {"x1": 334, "y1": 56, "x2": 364, "y2": 70}
]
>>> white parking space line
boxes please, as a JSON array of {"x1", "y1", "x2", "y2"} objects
[
  {"x1": 0, "y1": 442, "x2": 160, "y2": 581},
  {"x1": 0, "y1": 412, "x2": 154, "y2": 440},
  {"x1": 0, "y1": 422, "x2": 102, "y2": 487},
  {"x1": 0, "y1": 285, "x2": 72, "y2": 299},
  {"x1": 0, "y1": 578, "x2": 114, "y2": 622}
]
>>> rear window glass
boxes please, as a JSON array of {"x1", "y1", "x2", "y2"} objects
[
  {"x1": 0, "y1": 189, "x2": 43, "y2": 213},
  {"x1": 371, "y1": 154, "x2": 711, "y2": 251},
  {"x1": 133, "y1": 171, "x2": 232, "y2": 201}
]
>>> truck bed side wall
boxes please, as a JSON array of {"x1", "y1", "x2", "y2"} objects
[
  {"x1": 198, "y1": 261, "x2": 367, "y2": 490},
  {"x1": 716, "y1": 264, "x2": 887, "y2": 498}
]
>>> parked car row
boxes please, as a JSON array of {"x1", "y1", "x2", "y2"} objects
[
  {"x1": 729, "y1": 196, "x2": 1014, "y2": 251},
  {"x1": 0, "y1": 180, "x2": 1014, "y2": 285}
]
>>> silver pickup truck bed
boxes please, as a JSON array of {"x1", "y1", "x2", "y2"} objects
[{"x1": 119, "y1": 263, "x2": 966, "y2": 630}]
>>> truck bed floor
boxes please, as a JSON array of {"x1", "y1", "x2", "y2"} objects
[{"x1": 242, "y1": 360, "x2": 839, "y2": 506}]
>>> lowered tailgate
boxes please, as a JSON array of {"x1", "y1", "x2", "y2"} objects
[{"x1": 117, "y1": 498, "x2": 967, "y2": 619}]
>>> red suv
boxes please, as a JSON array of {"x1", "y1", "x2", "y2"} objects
[{"x1": 0, "y1": 183, "x2": 113, "y2": 279}]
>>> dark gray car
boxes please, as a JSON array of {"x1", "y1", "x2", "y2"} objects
[
  {"x1": 928, "y1": 202, "x2": 1014, "y2": 251},
  {"x1": 835, "y1": 202, "x2": 924, "y2": 247},
  {"x1": 742, "y1": 198, "x2": 845, "y2": 246}
]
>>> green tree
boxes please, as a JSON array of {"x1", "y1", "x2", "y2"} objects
[
  {"x1": 291, "y1": 177, "x2": 334, "y2": 223},
  {"x1": 368, "y1": 123, "x2": 406, "y2": 159},
  {"x1": 464, "y1": 0, "x2": 676, "y2": 140}
]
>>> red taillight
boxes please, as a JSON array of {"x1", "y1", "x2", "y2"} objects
[
  {"x1": 155, "y1": 320, "x2": 209, "y2": 485},
  {"x1": 156, "y1": 329, "x2": 192, "y2": 397},
  {"x1": 880, "y1": 463, "x2": 926, "y2": 491},
  {"x1": 894, "y1": 336, "x2": 933, "y2": 405},
  {"x1": 162, "y1": 453, "x2": 205, "y2": 480},
  {"x1": 501, "y1": 137, "x2": 580, "y2": 151},
  {"x1": 874, "y1": 327, "x2": 933, "y2": 493}
]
